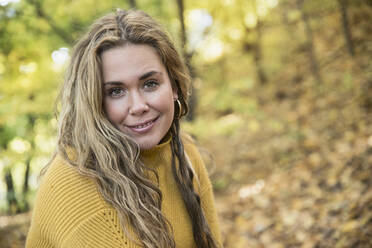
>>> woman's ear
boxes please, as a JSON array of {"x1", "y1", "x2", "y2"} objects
[{"x1": 173, "y1": 90, "x2": 178, "y2": 100}]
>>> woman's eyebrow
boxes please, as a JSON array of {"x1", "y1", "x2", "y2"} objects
[
  {"x1": 104, "y1": 71, "x2": 162, "y2": 85},
  {"x1": 139, "y1": 71, "x2": 162, "y2": 80}
]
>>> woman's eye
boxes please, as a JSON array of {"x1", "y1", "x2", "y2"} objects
[
  {"x1": 143, "y1": 80, "x2": 159, "y2": 90},
  {"x1": 108, "y1": 88, "x2": 125, "y2": 97}
]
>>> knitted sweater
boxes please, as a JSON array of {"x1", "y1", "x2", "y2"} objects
[{"x1": 26, "y1": 138, "x2": 222, "y2": 248}]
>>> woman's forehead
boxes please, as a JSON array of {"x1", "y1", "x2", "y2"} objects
[{"x1": 101, "y1": 44, "x2": 167, "y2": 83}]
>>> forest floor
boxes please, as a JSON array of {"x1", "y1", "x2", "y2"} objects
[{"x1": 203, "y1": 56, "x2": 372, "y2": 247}]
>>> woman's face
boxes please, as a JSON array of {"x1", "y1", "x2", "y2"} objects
[{"x1": 101, "y1": 44, "x2": 177, "y2": 150}]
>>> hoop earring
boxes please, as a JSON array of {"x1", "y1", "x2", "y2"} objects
[{"x1": 175, "y1": 99, "x2": 182, "y2": 119}]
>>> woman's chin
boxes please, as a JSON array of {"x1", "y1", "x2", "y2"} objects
[{"x1": 137, "y1": 139, "x2": 160, "y2": 150}]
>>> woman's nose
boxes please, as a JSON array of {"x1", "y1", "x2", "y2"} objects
[{"x1": 128, "y1": 91, "x2": 149, "y2": 115}]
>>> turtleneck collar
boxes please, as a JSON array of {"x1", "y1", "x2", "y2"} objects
[{"x1": 140, "y1": 135, "x2": 172, "y2": 168}]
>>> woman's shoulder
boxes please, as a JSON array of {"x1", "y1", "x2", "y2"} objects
[
  {"x1": 28, "y1": 153, "x2": 118, "y2": 246},
  {"x1": 32, "y1": 153, "x2": 108, "y2": 226},
  {"x1": 181, "y1": 133, "x2": 211, "y2": 175},
  {"x1": 181, "y1": 132, "x2": 203, "y2": 164},
  {"x1": 180, "y1": 131, "x2": 195, "y2": 145},
  {"x1": 40, "y1": 153, "x2": 97, "y2": 196},
  {"x1": 180, "y1": 132, "x2": 215, "y2": 193},
  {"x1": 180, "y1": 132, "x2": 199, "y2": 156}
]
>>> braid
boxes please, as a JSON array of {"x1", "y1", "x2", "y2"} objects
[{"x1": 170, "y1": 119, "x2": 218, "y2": 248}]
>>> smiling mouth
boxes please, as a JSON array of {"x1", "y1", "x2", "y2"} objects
[{"x1": 126, "y1": 117, "x2": 158, "y2": 132}]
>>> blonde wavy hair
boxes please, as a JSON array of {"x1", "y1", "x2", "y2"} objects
[{"x1": 51, "y1": 9, "x2": 218, "y2": 248}]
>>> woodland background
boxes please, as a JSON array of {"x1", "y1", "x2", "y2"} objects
[{"x1": 0, "y1": 0, "x2": 371, "y2": 247}]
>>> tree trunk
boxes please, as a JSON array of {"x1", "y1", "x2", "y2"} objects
[
  {"x1": 21, "y1": 112, "x2": 36, "y2": 211},
  {"x1": 280, "y1": 1, "x2": 296, "y2": 42},
  {"x1": 297, "y1": 0, "x2": 323, "y2": 84},
  {"x1": 253, "y1": 19, "x2": 267, "y2": 85},
  {"x1": 177, "y1": 0, "x2": 186, "y2": 51},
  {"x1": 244, "y1": 0, "x2": 267, "y2": 85},
  {"x1": 280, "y1": 3, "x2": 303, "y2": 85},
  {"x1": 5, "y1": 169, "x2": 20, "y2": 214},
  {"x1": 176, "y1": 0, "x2": 196, "y2": 121},
  {"x1": 338, "y1": 0, "x2": 355, "y2": 57},
  {"x1": 128, "y1": 0, "x2": 137, "y2": 9},
  {"x1": 22, "y1": 157, "x2": 31, "y2": 211}
]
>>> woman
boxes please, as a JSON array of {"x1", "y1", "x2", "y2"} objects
[{"x1": 26, "y1": 9, "x2": 222, "y2": 248}]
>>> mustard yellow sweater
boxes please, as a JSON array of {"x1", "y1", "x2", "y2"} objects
[{"x1": 26, "y1": 138, "x2": 222, "y2": 248}]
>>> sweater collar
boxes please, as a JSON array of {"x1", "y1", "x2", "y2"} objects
[{"x1": 140, "y1": 135, "x2": 172, "y2": 168}]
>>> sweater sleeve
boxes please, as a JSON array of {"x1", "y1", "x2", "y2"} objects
[
  {"x1": 25, "y1": 155, "x2": 135, "y2": 248},
  {"x1": 26, "y1": 209, "x2": 130, "y2": 248},
  {"x1": 61, "y1": 209, "x2": 136, "y2": 248},
  {"x1": 198, "y1": 160, "x2": 223, "y2": 248},
  {"x1": 184, "y1": 142, "x2": 223, "y2": 248}
]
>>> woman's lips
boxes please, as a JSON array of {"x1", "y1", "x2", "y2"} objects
[{"x1": 126, "y1": 117, "x2": 158, "y2": 134}]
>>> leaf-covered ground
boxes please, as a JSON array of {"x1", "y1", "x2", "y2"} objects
[
  {"x1": 202, "y1": 57, "x2": 372, "y2": 247},
  {"x1": 212, "y1": 126, "x2": 372, "y2": 247}
]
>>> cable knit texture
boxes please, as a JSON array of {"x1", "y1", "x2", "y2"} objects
[{"x1": 26, "y1": 138, "x2": 222, "y2": 248}]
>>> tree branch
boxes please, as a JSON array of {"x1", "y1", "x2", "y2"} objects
[
  {"x1": 128, "y1": 0, "x2": 137, "y2": 8},
  {"x1": 26, "y1": 0, "x2": 74, "y2": 44}
]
